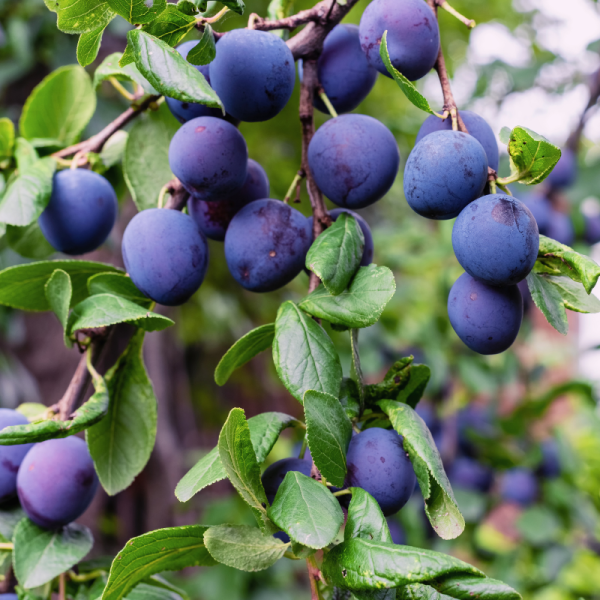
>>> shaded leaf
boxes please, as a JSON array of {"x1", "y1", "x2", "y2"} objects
[
  {"x1": 345, "y1": 487, "x2": 392, "y2": 543},
  {"x1": 526, "y1": 273, "x2": 568, "y2": 335},
  {"x1": 5, "y1": 222, "x2": 54, "y2": 260},
  {"x1": 77, "y1": 24, "x2": 108, "y2": 67},
  {"x1": 0, "y1": 118, "x2": 15, "y2": 159},
  {"x1": 364, "y1": 358, "x2": 413, "y2": 405},
  {"x1": 219, "y1": 0, "x2": 245, "y2": 15},
  {"x1": 45, "y1": 0, "x2": 116, "y2": 34},
  {"x1": 433, "y1": 575, "x2": 521, "y2": 600},
  {"x1": 106, "y1": 0, "x2": 167, "y2": 24},
  {"x1": 397, "y1": 365, "x2": 431, "y2": 409},
  {"x1": 187, "y1": 24, "x2": 216, "y2": 65},
  {"x1": 88, "y1": 272, "x2": 152, "y2": 308},
  {"x1": 45, "y1": 269, "x2": 72, "y2": 346},
  {"x1": 94, "y1": 52, "x2": 157, "y2": 94}
]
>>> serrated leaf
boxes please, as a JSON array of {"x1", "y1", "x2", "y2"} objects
[
  {"x1": 0, "y1": 157, "x2": 56, "y2": 226},
  {"x1": 175, "y1": 447, "x2": 225, "y2": 503},
  {"x1": 106, "y1": 0, "x2": 167, "y2": 24},
  {"x1": 544, "y1": 275, "x2": 600, "y2": 313},
  {"x1": 273, "y1": 301, "x2": 342, "y2": 404},
  {"x1": 218, "y1": 0, "x2": 244, "y2": 14},
  {"x1": 304, "y1": 390, "x2": 352, "y2": 487},
  {"x1": 379, "y1": 31, "x2": 437, "y2": 116},
  {"x1": 340, "y1": 377, "x2": 361, "y2": 419},
  {"x1": 101, "y1": 526, "x2": 216, "y2": 600},
  {"x1": 6, "y1": 222, "x2": 54, "y2": 260},
  {"x1": 299, "y1": 265, "x2": 396, "y2": 329},
  {"x1": 0, "y1": 260, "x2": 122, "y2": 311},
  {"x1": 87, "y1": 330, "x2": 157, "y2": 495},
  {"x1": 20, "y1": 65, "x2": 96, "y2": 146},
  {"x1": 499, "y1": 127, "x2": 511, "y2": 145},
  {"x1": 94, "y1": 52, "x2": 157, "y2": 94},
  {"x1": 14, "y1": 138, "x2": 38, "y2": 171},
  {"x1": 177, "y1": 0, "x2": 200, "y2": 15},
  {"x1": 267, "y1": 471, "x2": 344, "y2": 549},
  {"x1": 187, "y1": 24, "x2": 216, "y2": 65},
  {"x1": 45, "y1": 0, "x2": 116, "y2": 34},
  {"x1": 88, "y1": 272, "x2": 152, "y2": 308},
  {"x1": 45, "y1": 269, "x2": 72, "y2": 346},
  {"x1": 397, "y1": 365, "x2": 431, "y2": 409},
  {"x1": 345, "y1": 487, "x2": 392, "y2": 543},
  {"x1": 379, "y1": 401, "x2": 464, "y2": 540},
  {"x1": 364, "y1": 358, "x2": 413, "y2": 405},
  {"x1": 433, "y1": 575, "x2": 522, "y2": 600},
  {"x1": 306, "y1": 213, "x2": 364, "y2": 295},
  {"x1": 526, "y1": 272, "x2": 568, "y2": 335},
  {"x1": 77, "y1": 24, "x2": 107, "y2": 67},
  {"x1": 204, "y1": 525, "x2": 287, "y2": 572},
  {"x1": 0, "y1": 118, "x2": 15, "y2": 159},
  {"x1": 215, "y1": 324, "x2": 275, "y2": 386},
  {"x1": 13, "y1": 520, "x2": 93, "y2": 589}
]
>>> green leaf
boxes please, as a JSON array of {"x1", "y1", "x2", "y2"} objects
[
  {"x1": 87, "y1": 330, "x2": 157, "y2": 495},
  {"x1": 128, "y1": 30, "x2": 223, "y2": 108},
  {"x1": 68, "y1": 293, "x2": 174, "y2": 334},
  {"x1": 106, "y1": 0, "x2": 167, "y2": 24},
  {"x1": 20, "y1": 65, "x2": 96, "y2": 146},
  {"x1": 544, "y1": 275, "x2": 600, "y2": 313},
  {"x1": 0, "y1": 504, "x2": 26, "y2": 540},
  {"x1": 5, "y1": 222, "x2": 54, "y2": 260},
  {"x1": 177, "y1": 0, "x2": 200, "y2": 15},
  {"x1": 306, "y1": 213, "x2": 364, "y2": 296},
  {"x1": 123, "y1": 103, "x2": 180, "y2": 211},
  {"x1": 397, "y1": 583, "x2": 453, "y2": 600},
  {"x1": 364, "y1": 358, "x2": 413, "y2": 405},
  {"x1": 303, "y1": 389, "x2": 352, "y2": 487},
  {"x1": 187, "y1": 24, "x2": 216, "y2": 65},
  {"x1": 516, "y1": 506, "x2": 561, "y2": 546},
  {"x1": 125, "y1": 582, "x2": 184, "y2": 600},
  {"x1": 101, "y1": 526, "x2": 216, "y2": 600},
  {"x1": 350, "y1": 328, "x2": 365, "y2": 409},
  {"x1": 88, "y1": 273, "x2": 152, "y2": 308},
  {"x1": 175, "y1": 447, "x2": 226, "y2": 502},
  {"x1": 299, "y1": 265, "x2": 396, "y2": 329},
  {"x1": 272, "y1": 301, "x2": 342, "y2": 404},
  {"x1": 13, "y1": 520, "x2": 93, "y2": 589},
  {"x1": 322, "y1": 538, "x2": 483, "y2": 591},
  {"x1": 433, "y1": 575, "x2": 522, "y2": 600},
  {"x1": 340, "y1": 377, "x2": 361, "y2": 419},
  {"x1": 219, "y1": 0, "x2": 245, "y2": 15},
  {"x1": 499, "y1": 127, "x2": 511, "y2": 145},
  {"x1": 396, "y1": 365, "x2": 431, "y2": 409},
  {"x1": 215, "y1": 324, "x2": 275, "y2": 386},
  {"x1": 267, "y1": 471, "x2": 344, "y2": 549},
  {"x1": 0, "y1": 260, "x2": 122, "y2": 311},
  {"x1": 45, "y1": 269, "x2": 72, "y2": 346},
  {"x1": 379, "y1": 30, "x2": 437, "y2": 115},
  {"x1": 14, "y1": 138, "x2": 39, "y2": 171},
  {"x1": 204, "y1": 525, "x2": 287, "y2": 572},
  {"x1": 100, "y1": 131, "x2": 129, "y2": 169},
  {"x1": 267, "y1": 0, "x2": 294, "y2": 38},
  {"x1": 77, "y1": 24, "x2": 108, "y2": 67},
  {"x1": 0, "y1": 118, "x2": 15, "y2": 159},
  {"x1": 379, "y1": 401, "x2": 464, "y2": 540},
  {"x1": 526, "y1": 273, "x2": 568, "y2": 335},
  {"x1": 345, "y1": 487, "x2": 392, "y2": 543},
  {"x1": 0, "y1": 157, "x2": 56, "y2": 226},
  {"x1": 45, "y1": 0, "x2": 116, "y2": 34},
  {"x1": 94, "y1": 52, "x2": 157, "y2": 95}
]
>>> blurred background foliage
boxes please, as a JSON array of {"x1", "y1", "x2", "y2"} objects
[{"x1": 2, "y1": 0, "x2": 600, "y2": 599}]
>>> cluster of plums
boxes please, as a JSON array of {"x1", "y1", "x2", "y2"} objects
[{"x1": 0, "y1": 409, "x2": 98, "y2": 530}]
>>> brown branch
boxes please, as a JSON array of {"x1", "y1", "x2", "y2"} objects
[
  {"x1": 250, "y1": 7, "x2": 321, "y2": 32},
  {"x1": 164, "y1": 178, "x2": 190, "y2": 211},
  {"x1": 306, "y1": 555, "x2": 324, "y2": 600}
]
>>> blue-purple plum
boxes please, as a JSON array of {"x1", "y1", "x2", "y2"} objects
[
  {"x1": 415, "y1": 402, "x2": 440, "y2": 438},
  {"x1": 546, "y1": 209, "x2": 575, "y2": 245},
  {"x1": 547, "y1": 149, "x2": 577, "y2": 189},
  {"x1": 169, "y1": 116, "x2": 248, "y2": 201},
  {"x1": 585, "y1": 215, "x2": 600, "y2": 245},
  {"x1": 452, "y1": 194, "x2": 539, "y2": 286},
  {"x1": 416, "y1": 111, "x2": 499, "y2": 171},
  {"x1": 209, "y1": 29, "x2": 295, "y2": 122},
  {"x1": 225, "y1": 199, "x2": 312, "y2": 292},
  {"x1": 449, "y1": 457, "x2": 493, "y2": 493},
  {"x1": 457, "y1": 404, "x2": 496, "y2": 457},
  {"x1": 308, "y1": 114, "x2": 400, "y2": 209},
  {"x1": 387, "y1": 519, "x2": 406, "y2": 545},
  {"x1": 0, "y1": 595, "x2": 17, "y2": 600},
  {"x1": 448, "y1": 273, "x2": 523, "y2": 355},
  {"x1": 0, "y1": 409, "x2": 34, "y2": 503},
  {"x1": 523, "y1": 194, "x2": 552, "y2": 234},
  {"x1": 17, "y1": 437, "x2": 98, "y2": 529},
  {"x1": 38, "y1": 169, "x2": 117, "y2": 255},
  {"x1": 404, "y1": 130, "x2": 488, "y2": 220},
  {"x1": 188, "y1": 159, "x2": 269, "y2": 241},
  {"x1": 346, "y1": 427, "x2": 416, "y2": 516},
  {"x1": 262, "y1": 458, "x2": 312, "y2": 505},
  {"x1": 499, "y1": 467, "x2": 538, "y2": 506},
  {"x1": 538, "y1": 440, "x2": 561, "y2": 479},
  {"x1": 122, "y1": 208, "x2": 209, "y2": 306},
  {"x1": 359, "y1": 0, "x2": 440, "y2": 81}
]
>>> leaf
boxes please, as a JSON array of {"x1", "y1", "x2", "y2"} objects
[
  {"x1": 379, "y1": 401, "x2": 464, "y2": 540},
  {"x1": 100, "y1": 131, "x2": 129, "y2": 169},
  {"x1": 299, "y1": 265, "x2": 396, "y2": 329},
  {"x1": 177, "y1": 0, "x2": 200, "y2": 15},
  {"x1": 214, "y1": 324, "x2": 275, "y2": 386},
  {"x1": 396, "y1": 365, "x2": 431, "y2": 409},
  {"x1": 123, "y1": 103, "x2": 180, "y2": 211},
  {"x1": 306, "y1": 213, "x2": 364, "y2": 295},
  {"x1": 5, "y1": 222, "x2": 54, "y2": 260},
  {"x1": 272, "y1": 301, "x2": 342, "y2": 404},
  {"x1": 526, "y1": 273, "x2": 568, "y2": 335},
  {"x1": 268, "y1": 471, "x2": 344, "y2": 549},
  {"x1": 350, "y1": 328, "x2": 365, "y2": 409},
  {"x1": 77, "y1": 24, "x2": 108, "y2": 67},
  {"x1": 0, "y1": 157, "x2": 56, "y2": 226},
  {"x1": 432, "y1": 575, "x2": 522, "y2": 600},
  {"x1": 186, "y1": 23, "x2": 216, "y2": 65},
  {"x1": 0, "y1": 118, "x2": 15, "y2": 159},
  {"x1": 340, "y1": 377, "x2": 361, "y2": 419},
  {"x1": 128, "y1": 30, "x2": 222, "y2": 108},
  {"x1": 379, "y1": 31, "x2": 437, "y2": 116},
  {"x1": 68, "y1": 293, "x2": 174, "y2": 334},
  {"x1": 45, "y1": 269, "x2": 72, "y2": 346},
  {"x1": 101, "y1": 526, "x2": 216, "y2": 600},
  {"x1": 14, "y1": 138, "x2": 39, "y2": 171},
  {"x1": 499, "y1": 127, "x2": 511, "y2": 145},
  {"x1": 0, "y1": 260, "x2": 122, "y2": 311},
  {"x1": 364, "y1": 358, "x2": 413, "y2": 405},
  {"x1": 45, "y1": 0, "x2": 116, "y2": 34},
  {"x1": 345, "y1": 487, "x2": 392, "y2": 543},
  {"x1": 87, "y1": 330, "x2": 157, "y2": 495},
  {"x1": 106, "y1": 0, "x2": 167, "y2": 24},
  {"x1": 94, "y1": 53, "x2": 157, "y2": 95},
  {"x1": 544, "y1": 275, "x2": 600, "y2": 313},
  {"x1": 322, "y1": 538, "x2": 483, "y2": 591},
  {"x1": 126, "y1": 582, "x2": 185, "y2": 600},
  {"x1": 13, "y1": 520, "x2": 93, "y2": 589},
  {"x1": 218, "y1": 0, "x2": 244, "y2": 14},
  {"x1": 303, "y1": 389, "x2": 352, "y2": 487},
  {"x1": 20, "y1": 65, "x2": 96, "y2": 146},
  {"x1": 88, "y1": 273, "x2": 152, "y2": 308},
  {"x1": 397, "y1": 584, "x2": 454, "y2": 600},
  {"x1": 175, "y1": 447, "x2": 226, "y2": 503},
  {"x1": 204, "y1": 525, "x2": 287, "y2": 572},
  {"x1": 0, "y1": 504, "x2": 26, "y2": 540}
]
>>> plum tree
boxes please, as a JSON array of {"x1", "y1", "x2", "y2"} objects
[
  {"x1": 0, "y1": 409, "x2": 34, "y2": 503},
  {"x1": 122, "y1": 208, "x2": 209, "y2": 306},
  {"x1": 299, "y1": 24, "x2": 378, "y2": 115},
  {"x1": 17, "y1": 437, "x2": 98, "y2": 529},
  {"x1": 346, "y1": 427, "x2": 416, "y2": 516},
  {"x1": 452, "y1": 194, "x2": 539, "y2": 286},
  {"x1": 404, "y1": 131, "x2": 488, "y2": 220},
  {"x1": 188, "y1": 159, "x2": 269, "y2": 241},
  {"x1": 209, "y1": 29, "x2": 295, "y2": 122},
  {"x1": 359, "y1": 0, "x2": 440, "y2": 81},
  {"x1": 499, "y1": 468, "x2": 538, "y2": 506},
  {"x1": 547, "y1": 149, "x2": 577, "y2": 189},
  {"x1": 308, "y1": 114, "x2": 400, "y2": 209},
  {"x1": 224, "y1": 199, "x2": 312, "y2": 292},
  {"x1": 169, "y1": 116, "x2": 248, "y2": 201},
  {"x1": 447, "y1": 273, "x2": 523, "y2": 355},
  {"x1": 261, "y1": 457, "x2": 313, "y2": 505},
  {"x1": 416, "y1": 111, "x2": 500, "y2": 171},
  {"x1": 38, "y1": 169, "x2": 117, "y2": 255},
  {"x1": 449, "y1": 457, "x2": 493, "y2": 493}
]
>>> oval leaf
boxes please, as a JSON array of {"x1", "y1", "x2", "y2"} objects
[
  {"x1": 88, "y1": 272, "x2": 152, "y2": 308},
  {"x1": 345, "y1": 487, "x2": 392, "y2": 544},
  {"x1": 45, "y1": 269, "x2": 72, "y2": 345},
  {"x1": 106, "y1": 0, "x2": 167, "y2": 24},
  {"x1": 433, "y1": 575, "x2": 521, "y2": 600},
  {"x1": 45, "y1": 0, "x2": 116, "y2": 34}
]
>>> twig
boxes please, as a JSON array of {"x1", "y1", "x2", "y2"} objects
[
  {"x1": 163, "y1": 178, "x2": 190, "y2": 211},
  {"x1": 307, "y1": 555, "x2": 324, "y2": 600},
  {"x1": 317, "y1": 88, "x2": 338, "y2": 118},
  {"x1": 437, "y1": 0, "x2": 476, "y2": 29},
  {"x1": 109, "y1": 77, "x2": 136, "y2": 102},
  {"x1": 284, "y1": 170, "x2": 306, "y2": 204},
  {"x1": 58, "y1": 572, "x2": 66, "y2": 600}
]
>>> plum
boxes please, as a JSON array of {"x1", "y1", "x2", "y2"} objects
[{"x1": 0, "y1": 409, "x2": 35, "y2": 503}]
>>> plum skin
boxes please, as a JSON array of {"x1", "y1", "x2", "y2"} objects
[
  {"x1": 0, "y1": 409, "x2": 35, "y2": 503},
  {"x1": 17, "y1": 436, "x2": 99, "y2": 529},
  {"x1": 169, "y1": 116, "x2": 248, "y2": 201},
  {"x1": 38, "y1": 169, "x2": 117, "y2": 255},
  {"x1": 499, "y1": 468, "x2": 538, "y2": 506},
  {"x1": 122, "y1": 208, "x2": 209, "y2": 306},
  {"x1": 449, "y1": 457, "x2": 493, "y2": 493},
  {"x1": 345, "y1": 427, "x2": 416, "y2": 517},
  {"x1": 224, "y1": 199, "x2": 312, "y2": 293},
  {"x1": 448, "y1": 273, "x2": 523, "y2": 355},
  {"x1": 404, "y1": 130, "x2": 488, "y2": 220},
  {"x1": 452, "y1": 194, "x2": 539, "y2": 287},
  {"x1": 308, "y1": 114, "x2": 400, "y2": 210}
]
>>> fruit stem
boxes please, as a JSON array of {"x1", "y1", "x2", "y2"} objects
[
  {"x1": 333, "y1": 489, "x2": 352, "y2": 497},
  {"x1": 198, "y1": 5, "x2": 229, "y2": 25},
  {"x1": 317, "y1": 90, "x2": 338, "y2": 118},
  {"x1": 109, "y1": 77, "x2": 136, "y2": 102},
  {"x1": 298, "y1": 436, "x2": 308, "y2": 459},
  {"x1": 157, "y1": 183, "x2": 170, "y2": 209},
  {"x1": 437, "y1": 1, "x2": 476, "y2": 29},
  {"x1": 496, "y1": 181, "x2": 512, "y2": 196},
  {"x1": 67, "y1": 569, "x2": 106, "y2": 582},
  {"x1": 0, "y1": 543, "x2": 13, "y2": 551},
  {"x1": 284, "y1": 170, "x2": 306, "y2": 204}
]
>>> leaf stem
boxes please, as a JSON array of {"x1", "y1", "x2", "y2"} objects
[
  {"x1": 317, "y1": 90, "x2": 338, "y2": 118},
  {"x1": 109, "y1": 77, "x2": 136, "y2": 102},
  {"x1": 284, "y1": 170, "x2": 305, "y2": 204},
  {"x1": 58, "y1": 572, "x2": 66, "y2": 600},
  {"x1": 157, "y1": 183, "x2": 170, "y2": 208},
  {"x1": 496, "y1": 181, "x2": 512, "y2": 195},
  {"x1": 437, "y1": 1, "x2": 476, "y2": 28},
  {"x1": 198, "y1": 5, "x2": 229, "y2": 24},
  {"x1": 67, "y1": 569, "x2": 106, "y2": 582},
  {"x1": 333, "y1": 489, "x2": 352, "y2": 497},
  {"x1": 0, "y1": 543, "x2": 13, "y2": 551},
  {"x1": 298, "y1": 436, "x2": 308, "y2": 459}
]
